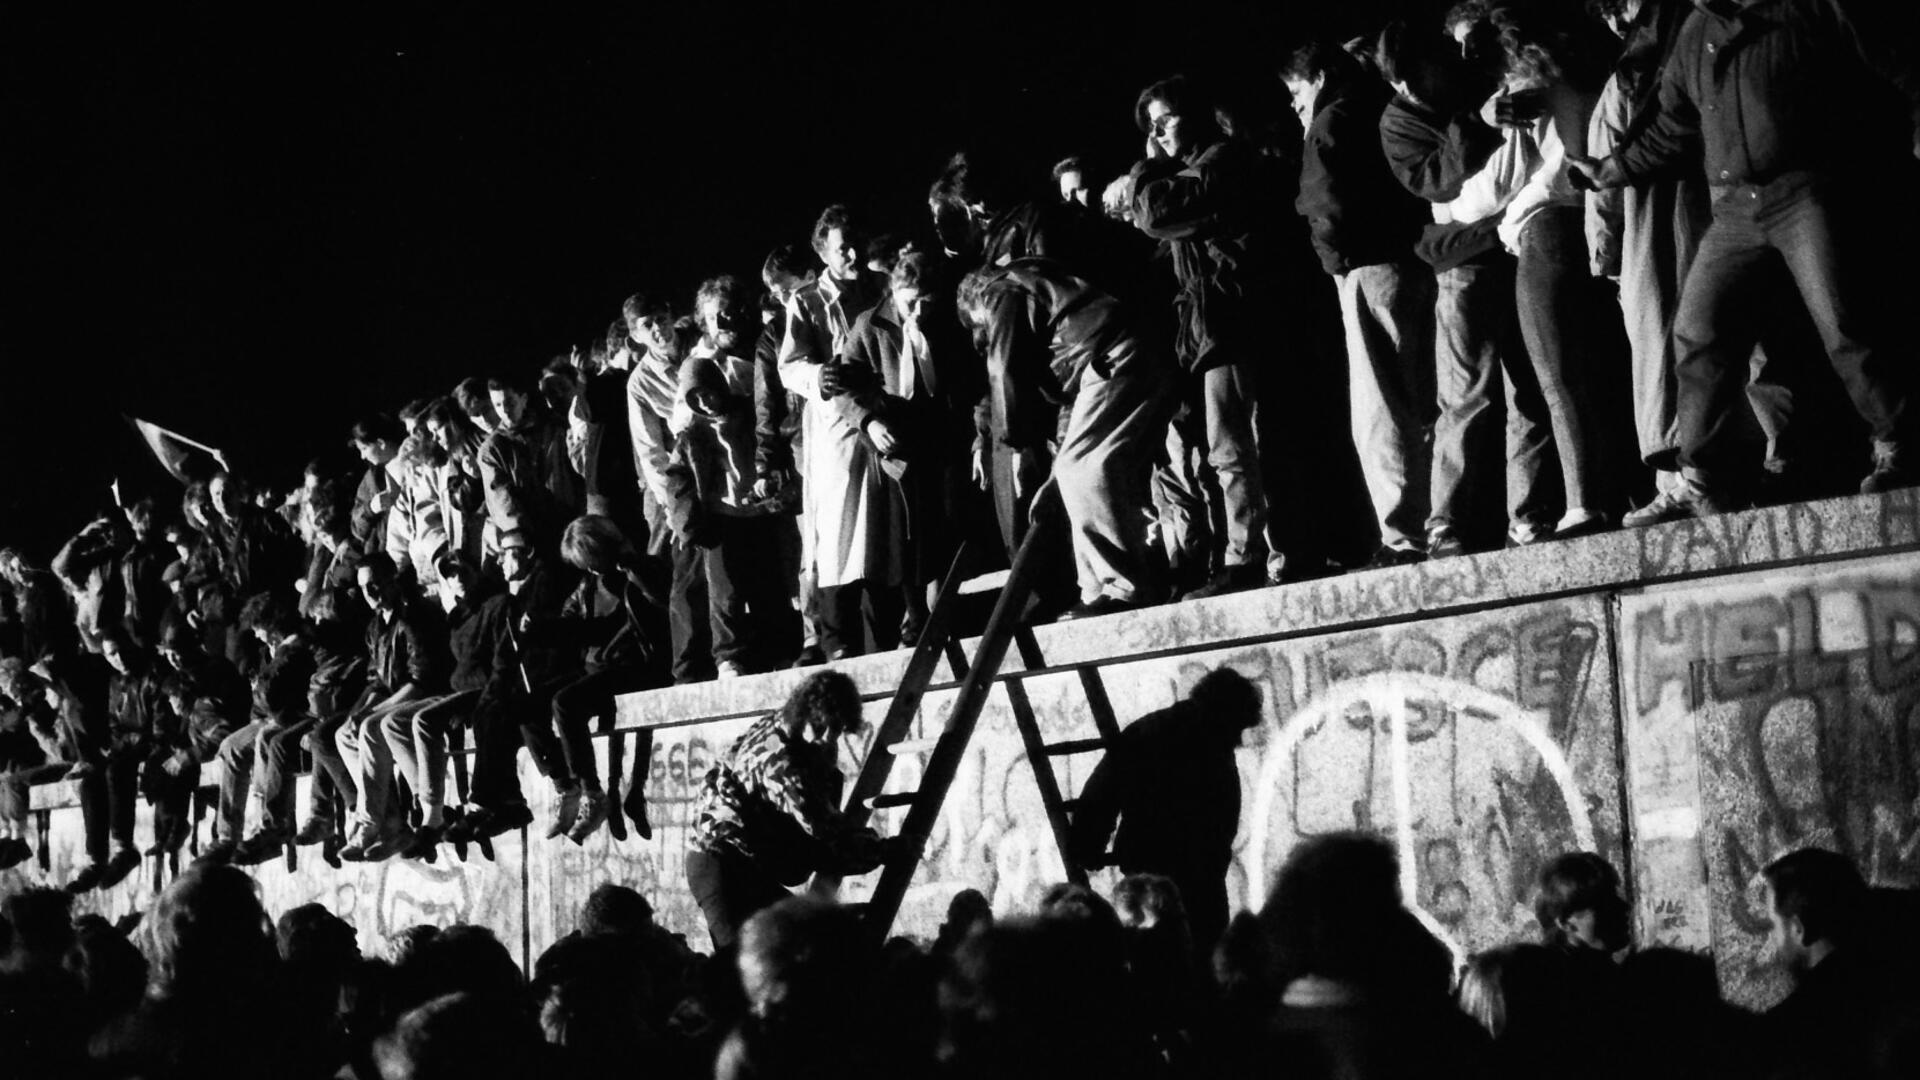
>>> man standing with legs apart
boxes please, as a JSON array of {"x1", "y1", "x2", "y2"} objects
[
  {"x1": 1286, "y1": 40, "x2": 1439, "y2": 568},
  {"x1": 1571, "y1": 0, "x2": 1920, "y2": 511}
]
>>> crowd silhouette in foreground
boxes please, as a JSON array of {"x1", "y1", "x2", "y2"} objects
[
  {"x1": 3, "y1": 0, "x2": 1919, "y2": 876},
  {"x1": 3, "y1": 835, "x2": 1918, "y2": 1079}
]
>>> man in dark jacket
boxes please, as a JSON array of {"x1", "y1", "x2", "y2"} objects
[
  {"x1": 334, "y1": 553, "x2": 449, "y2": 862},
  {"x1": 1377, "y1": 21, "x2": 1558, "y2": 554},
  {"x1": 1573, "y1": 0, "x2": 1920, "y2": 510},
  {"x1": 840, "y1": 250, "x2": 991, "y2": 641},
  {"x1": 70, "y1": 626, "x2": 162, "y2": 891},
  {"x1": 381, "y1": 551, "x2": 511, "y2": 858},
  {"x1": 1127, "y1": 76, "x2": 1297, "y2": 594},
  {"x1": 445, "y1": 527, "x2": 573, "y2": 843},
  {"x1": 480, "y1": 375, "x2": 583, "y2": 550},
  {"x1": 1287, "y1": 40, "x2": 1438, "y2": 567},
  {"x1": 959, "y1": 258, "x2": 1177, "y2": 619},
  {"x1": 1758, "y1": 848, "x2": 1920, "y2": 1079},
  {"x1": 1067, "y1": 668, "x2": 1261, "y2": 952}
]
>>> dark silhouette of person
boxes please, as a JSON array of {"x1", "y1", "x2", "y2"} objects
[
  {"x1": 1760, "y1": 847, "x2": 1920, "y2": 1080},
  {"x1": 1068, "y1": 667, "x2": 1261, "y2": 952}
]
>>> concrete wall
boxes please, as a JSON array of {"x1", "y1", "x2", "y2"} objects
[{"x1": 13, "y1": 493, "x2": 1920, "y2": 1011}]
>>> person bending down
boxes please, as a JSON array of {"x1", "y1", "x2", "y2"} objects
[{"x1": 958, "y1": 258, "x2": 1178, "y2": 620}]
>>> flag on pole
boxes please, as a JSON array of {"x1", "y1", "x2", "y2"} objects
[{"x1": 125, "y1": 416, "x2": 229, "y2": 483}]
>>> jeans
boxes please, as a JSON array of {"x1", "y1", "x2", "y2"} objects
[
  {"x1": 1055, "y1": 340, "x2": 1178, "y2": 603},
  {"x1": 336, "y1": 710, "x2": 406, "y2": 835},
  {"x1": 1429, "y1": 256, "x2": 1558, "y2": 542},
  {"x1": 1152, "y1": 405, "x2": 1211, "y2": 593},
  {"x1": 686, "y1": 846, "x2": 793, "y2": 952},
  {"x1": 1515, "y1": 207, "x2": 1615, "y2": 516},
  {"x1": 214, "y1": 719, "x2": 267, "y2": 843},
  {"x1": 255, "y1": 717, "x2": 314, "y2": 835},
  {"x1": 382, "y1": 689, "x2": 480, "y2": 820},
  {"x1": 77, "y1": 751, "x2": 140, "y2": 860},
  {"x1": 1200, "y1": 359, "x2": 1277, "y2": 575},
  {"x1": 645, "y1": 497, "x2": 713, "y2": 683},
  {"x1": 1675, "y1": 174, "x2": 1908, "y2": 483},
  {"x1": 1338, "y1": 262, "x2": 1437, "y2": 550}
]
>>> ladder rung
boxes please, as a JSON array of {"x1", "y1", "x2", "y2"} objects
[
  {"x1": 866, "y1": 791, "x2": 919, "y2": 810},
  {"x1": 886, "y1": 738, "x2": 943, "y2": 756},
  {"x1": 1042, "y1": 738, "x2": 1110, "y2": 757}
]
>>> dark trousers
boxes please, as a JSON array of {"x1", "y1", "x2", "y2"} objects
[
  {"x1": 686, "y1": 846, "x2": 793, "y2": 952},
  {"x1": 549, "y1": 666, "x2": 659, "y2": 792},
  {"x1": 78, "y1": 750, "x2": 140, "y2": 860},
  {"x1": 254, "y1": 718, "x2": 313, "y2": 835},
  {"x1": 705, "y1": 514, "x2": 786, "y2": 671},
  {"x1": 1430, "y1": 255, "x2": 1559, "y2": 543},
  {"x1": 468, "y1": 697, "x2": 526, "y2": 809},
  {"x1": 1676, "y1": 173, "x2": 1908, "y2": 483},
  {"x1": 1515, "y1": 207, "x2": 1617, "y2": 516},
  {"x1": 818, "y1": 581, "x2": 904, "y2": 659}
]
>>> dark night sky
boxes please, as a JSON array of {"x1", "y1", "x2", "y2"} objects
[{"x1": 1, "y1": 0, "x2": 1442, "y2": 559}]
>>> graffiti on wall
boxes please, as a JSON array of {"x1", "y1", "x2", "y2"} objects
[{"x1": 1624, "y1": 556, "x2": 1920, "y2": 1007}]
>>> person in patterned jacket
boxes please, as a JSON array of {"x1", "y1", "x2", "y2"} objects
[{"x1": 684, "y1": 669, "x2": 884, "y2": 950}]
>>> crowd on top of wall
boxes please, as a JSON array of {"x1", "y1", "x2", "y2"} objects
[{"x1": 2, "y1": 0, "x2": 1919, "y2": 885}]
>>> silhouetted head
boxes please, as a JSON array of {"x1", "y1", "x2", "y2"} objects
[
  {"x1": 1535, "y1": 851, "x2": 1631, "y2": 953},
  {"x1": 1762, "y1": 848, "x2": 1868, "y2": 974}
]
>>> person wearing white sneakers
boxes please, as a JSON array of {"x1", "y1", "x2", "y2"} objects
[{"x1": 522, "y1": 514, "x2": 669, "y2": 845}]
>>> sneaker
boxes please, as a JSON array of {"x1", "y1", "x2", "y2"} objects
[
  {"x1": 1362, "y1": 545, "x2": 1427, "y2": 570},
  {"x1": 321, "y1": 833, "x2": 345, "y2": 869},
  {"x1": 1622, "y1": 482, "x2": 1738, "y2": 526},
  {"x1": 1862, "y1": 443, "x2": 1916, "y2": 495},
  {"x1": 337, "y1": 825, "x2": 377, "y2": 863},
  {"x1": 1506, "y1": 520, "x2": 1557, "y2": 547},
  {"x1": 1056, "y1": 595, "x2": 1137, "y2": 622},
  {"x1": 1621, "y1": 490, "x2": 1693, "y2": 528},
  {"x1": 545, "y1": 783, "x2": 583, "y2": 841},
  {"x1": 1552, "y1": 509, "x2": 1610, "y2": 540},
  {"x1": 791, "y1": 644, "x2": 827, "y2": 669},
  {"x1": 67, "y1": 859, "x2": 106, "y2": 893},
  {"x1": 716, "y1": 661, "x2": 747, "y2": 680},
  {"x1": 97, "y1": 847, "x2": 142, "y2": 890},
  {"x1": 1426, "y1": 528, "x2": 1468, "y2": 559},
  {"x1": 566, "y1": 790, "x2": 610, "y2": 845},
  {"x1": 293, "y1": 818, "x2": 335, "y2": 846},
  {"x1": 1181, "y1": 563, "x2": 1267, "y2": 601}
]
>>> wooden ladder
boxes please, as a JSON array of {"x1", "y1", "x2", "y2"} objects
[{"x1": 841, "y1": 480, "x2": 1127, "y2": 939}]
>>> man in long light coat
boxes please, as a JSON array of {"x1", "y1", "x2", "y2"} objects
[{"x1": 777, "y1": 205, "x2": 900, "y2": 659}]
